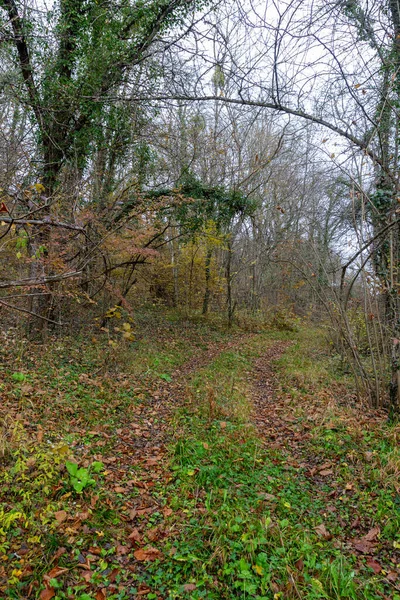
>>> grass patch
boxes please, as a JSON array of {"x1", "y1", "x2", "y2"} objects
[{"x1": 140, "y1": 328, "x2": 400, "y2": 599}]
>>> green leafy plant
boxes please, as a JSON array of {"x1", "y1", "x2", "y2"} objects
[
  {"x1": 65, "y1": 461, "x2": 102, "y2": 493},
  {"x1": 11, "y1": 372, "x2": 25, "y2": 382}
]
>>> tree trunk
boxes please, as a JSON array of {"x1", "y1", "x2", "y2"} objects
[
  {"x1": 226, "y1": 238, "x2": 235, "y2": 327},
  {"x1": 202, "y1": 247, "x2": 212, "y2": 315}
]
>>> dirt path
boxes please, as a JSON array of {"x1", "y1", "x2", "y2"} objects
[{"x1": 251, "y1": 341, "x2": 308, "y2": 451}]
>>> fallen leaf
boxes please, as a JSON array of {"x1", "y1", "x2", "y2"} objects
[
  {"x1": 95, "y1": 590, "x2": 107, "y2": 600},
  {"x1": 366, "y1": 558, "x2": 381, "y2": 574},
  {"x1": 114, "y1": 486, "x2": 126, "y2": 493},
  {"x1": 90, "y1": 495, "x2": 99, "y2": 508},
  {"x1": 319, "y1": 462, "x2": 332, "y2": 470},
  {"x1": 54, "y1": 510, "x2": 67, "y2": 524},
  {"x1": 44, "y1": 566, "x2": 69, "y2": 581},
  {"x1": 183, "y1": 583, "x2": 197, "y2": 592},
  {"x1": 295, "y1": 558, "x2": 304, "y2": 571},
  {"x1": 314, "y1": 524, "x2": 332, "y2": 540},
  {"x1": 263, "y1": 493, "x2": 277, "y2": 502},
  {"x1": 219, "y1": 421, "x2": 227, "y2": 429},
  {"x1": 319, "y1": 469, "x2": 333, "y2": 476},
  {"x1": 147, "y1": 526, "x2": 162, "y2": 542},
  {"x1": 133, "y1": 547, "x2": 162, "y2": 561},
  {"x1": 51, "y1": 547, "x2": 67, "y2": 562},
  {"x1": 352, "y1": 539, "x2": 375, "y2": 554},
  {"x1": 40, "y1": 589, "x2": 55, "y2": 600},
  {"x1": 37, "y1": 426, "x2": 43, "y2": 443},
  {"x1": 128, "y1": 528, "x2": 142, "y2": 543},
  {"x1": 363, "y1": 527, "x2": 380, "y2": 542}
]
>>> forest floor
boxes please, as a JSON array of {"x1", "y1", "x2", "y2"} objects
[{"x1": 0, "y1": 308, "x2": 399, "y2": 600}]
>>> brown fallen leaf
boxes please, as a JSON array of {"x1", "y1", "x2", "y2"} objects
[
  {"x1": 183, "y1": 583, "x2": 197, "y2": 592},
  {"x1": 366, "y1": 558, "x2": 381, "y2": 574},
  {"x1": 136, "y1": 586, "x2": 151, "y2": 596},
  {"x1": 54, "y1": 510, "x2": 67, "y2": 524},
  {"x1": 163, "y1": 507, "x2": 173, "y2": 517},
  {"x1": 319, "y1": 469, "x2": 334, "y2": 476},
  {"x1": 133, "y1": 547, "x2": 162, "y2": 561},
  {"x1": 387, "y1": 571, "x2": 398, "y2": 582},
  {"x1": 363, "y1": 527, "x2": 380, "y2": 542},
  {"x1": 37, "y1": 426, "x2": 44, "y2": 443},
  {"x1": 319, "y1": 462, "x2": 332, "y2": 470},
  {"x1": 352, "y1": 539, "x2": 375, "y2": 554},
  {"x1": 40, "y1": 588, "x2": 55, "y2": 600},
  {"x1": 128, "y1": 528, "x2": 142, "y2": 543},
  {"x1": 294, "y1": 558, "x2": 304, "y2": 571},
  {"x1": 314, "y1": 524, "x2": 332, "y2": 540},
  {"x1": 43, "y1": 566, "x2": 69, "y2": 581},
  {"x1": 219, "y1": 421, "x2": 227, "y2": 429},
  {"x1": 114, "y1": 486, "x2": 126, "y2": 493},
  {"x1": 95, "y1": 590, "x2": 107, "y2": 600},
  {"x1": 263, "y1": 493, "x2": 277, "y2": 502}
]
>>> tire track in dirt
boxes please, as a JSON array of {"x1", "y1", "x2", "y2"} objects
[{"x1": 251, "y1": 340, "x2": 307, "y2": 450}]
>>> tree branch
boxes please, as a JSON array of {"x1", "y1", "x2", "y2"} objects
[
  {"x1": 0, "y1": 298, "x2": 64, "y2": 325},
  {"x1": 118, "y1": 93, "x2": 393, "y2": 181},
  {"x1": 1, "y1": 217, "x2": 85, "y2": 232},
  {"x1": 0, "y1": 270, "x2": 82, "y2": 289}
]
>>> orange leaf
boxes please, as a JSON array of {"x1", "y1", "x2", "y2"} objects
[
  {"x1": 37, "y1": 426, "x2": 43, "y2": 443},
  {"x1": 44, "y1": 566, "x2": 69, "y2": 581},
  {"x1": 40, "y1": 589, "x2": 55, "y2": 600},
  {"x1": 133, "y1": 547, "x2": 162, "y2": 561}
]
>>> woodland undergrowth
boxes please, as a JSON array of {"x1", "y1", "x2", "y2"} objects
[{"x1": 0, "y1": 309, "x2": 399, "y2": 599}]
